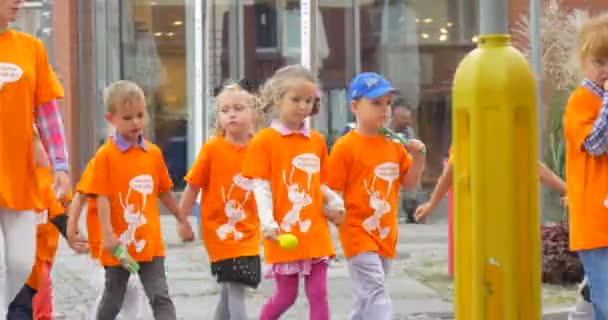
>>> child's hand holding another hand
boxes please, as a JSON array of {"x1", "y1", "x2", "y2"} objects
[{"x1": 263, "y1": 227, "x2": 280, "y2": 242}]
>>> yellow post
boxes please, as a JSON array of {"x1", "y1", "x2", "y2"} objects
[{"x1": 452, "y1": 34, "x2": 541, "y2": 320}]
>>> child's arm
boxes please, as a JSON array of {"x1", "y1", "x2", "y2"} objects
[
  {"x1": 401, "y1": 140, "x2": 426, "y2": 190},
  {"x1": 321, "y1": 185, "x2": 345, "y2": 225},
  {"x1": 98, "y1": 195, "x2": 120, "y2": 253},
  {"x1": 159, "y1": 192, "x2": 184, "y2": 221},
  {"x1": 160, "y1": 191, "x2": 195, "y2": 242},
  {"x1": 252, "y1": 179, "x2": 279, "y2": 241},
  {"x1": 178, "y1": 183, "x2": 200, "y2": 219},
  {"x1": 538, "y1": 161, "x2": 567, "y2": 195},
  {"x1": 33, "y1": 125, "x2": 50, "y2": 168},
  {"x1": 64, "y1": 192, "x2": 89, "y2": 253},
  {"x1": 415, "y1": 163, "x2": 453, "y2": 222},
  {"x1": 579, "y1": 81, "x2": 608, "y2": 156}
]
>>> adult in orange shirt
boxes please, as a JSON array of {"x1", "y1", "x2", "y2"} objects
[
  {"x1": 242, "y1": 65, "x2": 344, "y2": 320},
  {"x1": 68, "y1": 151, "x2": 153, "y2": 320},
  {"x1": 0, "y1": 1, "x2": 72, "y2": 314},
  {"x1": 414, "y1": 147, "x2": 567, "y2": 222},
  {"x1": 563, "y1": 14, "x2": 608, "y2": 320},
  {"x1": 327, "y1": 72, "x2": 425, "y2": 319},
  {"x1": 179, "y1": 83, "x2": 263, "y2": 319},
  {"x1": 7, "y1": 131, "x2": 81, "y2": 319},
  {"x1": 86, "y1": 80, "x2": 194, "y2": 320}
]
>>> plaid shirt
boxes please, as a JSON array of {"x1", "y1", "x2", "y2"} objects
[
  {"x1": 582, "y1": 79, "x2": 608, "y2": 156},
  {"x1": 34, "y1": 100, "x2": 69, "y2": 172}
]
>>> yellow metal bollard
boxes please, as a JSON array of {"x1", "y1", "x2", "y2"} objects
[{"x1": 452, "y1": 34, "x2": 541, "y2": 320}]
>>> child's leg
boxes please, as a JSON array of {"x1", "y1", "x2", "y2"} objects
[
  {"x1": 6, "y1": 284, "x2": 36, "y2": 319},
  {"x1": 214, "y1": 283, "x2": 229, "y2": 320},
  {"x1": 347, "y1": 252, "x2": 392, "y2": 320},
  {"x1": 578, "y1": 248, "x2": 608, "y2": 320},
  {"x1": 32, "y1": 261, "x2": 53, "y2": 320},
  {"x1": 225, "y1": 282, "x2": 247, "y2": 320},
  {"x1": 304, "y1": 262, "x2": 329, "y2": 320},
  {"x1": 137, "y1": 257, "x2": 176, "y2": 320},
  {"x1": 260, "y1": 274, "x2": 299, "y2": 320},
  {"x1": 96, "y1": 265, "x2": 130, "y2": 320}
]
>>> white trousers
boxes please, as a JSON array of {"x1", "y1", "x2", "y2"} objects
[{"x1": 0, "y1": 207, "x2": 36, "y2": 317}]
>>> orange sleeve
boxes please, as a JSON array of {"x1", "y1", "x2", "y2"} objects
[
  {"x1": 156, "y1": 149, "x2": 174, "y2": 193},
  {"x1": 242, "y1": 133, "x2": 271, "y2": 180},
  {"x1": 327, "y1": 138, "x2": 350, "y2": 192},
  {"x1": 399, "y1": 144, "x2": 413, "y2": 179},
  {"x1": 76, "y1": 159, "x2": 94, "y2": 194},
  {"x1": 184, "y1": 143, "x2": 212, "y2": 189},
  {"x1": 564, "y1": 90, "x2": 597, "y2": 151},
  {"x1": 87, "y1": 148, "x2": 111, "y2": 196},
  {"x1": 34, "y1": 39, "x2": 64, "y2": 106}
]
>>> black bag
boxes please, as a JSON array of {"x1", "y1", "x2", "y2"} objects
[{"x1": 210, "y1": 255, "x2": 261, "y2": 289}]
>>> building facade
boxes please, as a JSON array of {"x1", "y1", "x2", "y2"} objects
[{"x1": 11, "y1": 0, "x2": 608, "y2": 192}]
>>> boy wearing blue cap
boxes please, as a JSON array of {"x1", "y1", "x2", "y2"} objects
[{"x1": 326, "y1": 73, "x2": 426, "y2": 319}]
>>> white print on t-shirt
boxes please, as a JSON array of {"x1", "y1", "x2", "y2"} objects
[
  {"x1": 0, "y1": 63, "x2": 23, "y2": 91},
  {"x1": 217, "y1": 173, "x2": 255, "y2": 241},
  {"x1": 280, "y1": 153, "x2": 320, "y2": 233},
  {"x1": 35, "y1": 209, "x2": 49, "y2": 226},
  {"x1": 118, "y1": 174, "x2": 154, "y2": 253},
  {"x1": 362, "y1": 162, "x2": 399, "y2": 239}
]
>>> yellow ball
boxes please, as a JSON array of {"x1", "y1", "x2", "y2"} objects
[{"x1": 278, "y1": 233, "x2": 298, "y2": 250}]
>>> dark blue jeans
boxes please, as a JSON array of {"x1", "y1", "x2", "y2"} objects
[{"x1": 6, "y1": 284, "x2": 35, "y2": 320}]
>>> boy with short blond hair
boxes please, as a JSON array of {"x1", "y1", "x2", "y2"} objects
[
  {"x1": 87, "y1": 80, "x2": 194, "y2": 320},
  {"x1": 564, "y1": 13, "x2": 608, "y2": 320}
]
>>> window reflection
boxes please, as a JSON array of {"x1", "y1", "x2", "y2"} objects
[{"x1": 121, "y1": 1, "x2": 188, "y2": 189}]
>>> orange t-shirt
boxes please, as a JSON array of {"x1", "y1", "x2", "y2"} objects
[
  {"x1": 76, "y1": 158, "x2": 102, "y2": 260},
  {"x1": 564, "y1": 85, "x2": 608, "y2": 251},
  {"x1": 327, "y1": 131, "x2": 412, "y2": 258},
  {"x1": 26, "y1": 167, "x2": 65, "y2": 290},
  {"x1": 0, "y1": 30, "x2": 64, "y2": 210},
  {"x1": 185, "y1": 137, "x2": 260, "y2": 262},
  {"x1": 87, "y1": 139, "x2": 173, "y2": 266},
  {"x1": 241, "y1": 128, "x2": 335, "y2": 264}
]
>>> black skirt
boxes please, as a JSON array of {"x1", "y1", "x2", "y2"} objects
[{"x1": 210, "y1": 255, "x2": 261, "y2": 289}]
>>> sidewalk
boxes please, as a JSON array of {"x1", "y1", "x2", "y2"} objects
[{"x1": 51, "y1": 217, "x2": 575, "y2": 319}]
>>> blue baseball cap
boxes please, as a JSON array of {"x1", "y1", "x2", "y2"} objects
[{"x1": 348, "y1": 72, "x2": 397, "y2": 102}]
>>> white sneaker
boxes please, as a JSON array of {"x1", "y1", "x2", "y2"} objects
[{"x1": 568, "y1": 298, "x2": 593, "y2": 320}]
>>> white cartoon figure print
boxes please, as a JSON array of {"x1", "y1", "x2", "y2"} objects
[
  {"x1": 35, "y1": 209, "x2": 49, "y2": 226},
  {"x1": 118, "y1": 174, "x2": 154, "y2": 253},
  {"x1": 216, "y1": 173, "x2": 255, "y2": 240},
  {"x1": 280, "y1": 153, "x2": 320, "y2": 233},
  {"x1": 362, "y1": 162, "x2": 400, "y2": 239}
]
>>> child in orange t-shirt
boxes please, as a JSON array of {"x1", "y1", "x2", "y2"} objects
[
  {"x1": 327, "y1": 73, "x2": 426, "y2": 319},
  {"x1": 67, "y1": 149, "x2": 153, "y2": 320},
  {"x1": 179, "y1": 83, "x2": 262, "y2": 319},
  {"x1": 86, "y1": 80, "x2": 194, "y2": 319},
  {"x1": 563, "y1": 14, "x2": 608, "y2": 319},
  {"x1": 242, "y1": 65, "x2": 344, "y2": 320}
]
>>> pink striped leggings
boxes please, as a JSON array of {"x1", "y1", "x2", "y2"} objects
[{"x1": 260, "y1": 262, "x2": 329, "y2": 320}]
